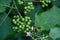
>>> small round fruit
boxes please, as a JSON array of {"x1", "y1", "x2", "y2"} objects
[
  {"x1": 13, "y1": 16, "x2": 16, "y2": 18},
  {"x1": 24, "y1": 6, "x2": 27, "y2": 9},
  {"x1": 29, "y1": 20, "x2": 31, "y2": 22},
  {"x1": 42, "y1": 5, "x2": 45, "y2": 7},
  {"x1": 28, "y1": 2, "x2": 32, "y2": 5},
  {"x1": 48, "y1": 0, "x2": 51, "y2": 3},
  {"x1": 12, "y1": 19, "x2": 15, "y2": 22},
  {"x1": 19, "y1": 26, "x2": 22, "y2": 28},
  {"x1": 22, "y1": 18, "x2": 25, "y2": 21},
  {"x1": 17, "y1": 23, "x2": 20, "y2": 26},
  {"x1": 14, "y1": 21, "x2": 17, "y2": 24},
  {"x1": 41, "y1": 1, "x2": 45, "y2": 3},
  {"x1": 28, "y1": 22, "x2": 30, "y2": 25},
  {"x1": 45, "y1": 4, "x2": 48, "y2": 6},
  {"x1": 24, "y1": 11, "x2": 27, "y2": 14}
]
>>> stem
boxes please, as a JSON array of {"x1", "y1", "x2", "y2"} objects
[{"x1": 13, "y1": 0, "x2": 23, "y2": 17}]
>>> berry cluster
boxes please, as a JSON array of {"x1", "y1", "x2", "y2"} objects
[
  {"x1": 24, "y1": 2, "x2": 34, "y2": 14},
  {"x1": 18, "y1": 0, "x2": 23, "y2": 4},
  {"x1": 40, "y1": 0, "x2": 51, "y2": 7},
  {"x1": 12, "y1": 15, "x2": 32, "y2": 33}
]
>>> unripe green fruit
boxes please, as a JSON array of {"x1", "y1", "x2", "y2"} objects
[
  {"x1": 45, "y1": 4, "x2": 48, "y2": 6},
  {"x1": 17, "y1": 29, "x2": 21, "y2": 32},
  {"x1": 42, "y1": 5, "x2": 45, "y2": 7},
  {"x1": 13, "y1": 27, "x2": 18, "y2": 30},
  {"x1": 12, "y1": 19, "x2": 15, "y2": 22},
  {"x1": 27, "y1": 6, "x2": 31, "y2": 9},
  {"x1": 22, "y1": 25, "x2": 25, "y2": 27},
  {"x1": 17, "y1": 15, "x2": 19, "y2": 18},
  {"x1": 31, "y1": 7, "x2": 34, "y2": 10},
  {"x1": 25, "y1": 16, "x2": 28, "y2": 19},
  {"x1": 28, "y1": 22, "x2": 30, "y2": 25},
  {"x1": 21, "y1": 26, "x2": 24, "y2": 29},
  {"x1": 21, "y1": 23, "x2": 24, "y2": 25},
  {"x1": 24, "y1": 11, "x2": 27, "y2": 14},
  {"x1": 24, "y1": 6, "x2": 27, "y2": 9},
  {"x1": 22, "y1": 18, "x2": 25, "y2": 21},
  {"x1": 26, "y1": 28, "x2": 29, "y2": 31},
  {"x1": 12, "y1": 15, "x2": 32, "y2": 33},
  {"x1": 25, "y1": 19, "x2": 28, "y2": 22},
  {"x1": 24, "y1": 30, "x2": 27, "y2": 33},
  {"x1": 29, "y1": 20, "x2": 31, "y2": 22},
  {"x1": 27, "y1": 17, "x2": 30, "y2": 19},
  {"x1": 28, "y1": 2, "x2": 32, "y2": 5},
  {"x1": 48, "y1": 0, "x2": 51, "y2": 3},
  {"x1": 16, "y1": 19, "x2": 20, "y2": 22},
  {"x1": 13, "y1": 16, "x2": 16, "y2": 18},
  {"x1": 14, "y1": 21, "x2": 17, "y2": 24},
  {"x1": 26, "y1": 9, "x2": 31, "y2": 12},
  {"x1": 41, "y1": 1, "x2": 45, "y2": 3},
  {"x1": 18, "y1": 0, "x2": 23, "y2": 4},
  {"x1": 46, "y1": 0, "x2": 49, "y2": 3},
  {"x1": 19, "y1": 21, "x2": 21, "y2": 24},
  {"x1": 19, "y1": 26, "x2": 22, "y2": 28},
  {"x1": 17, "y1": 23, "x2": 20, "y2": 26}
]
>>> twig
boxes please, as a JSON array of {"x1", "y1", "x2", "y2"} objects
[{"x1": 13, "y1": 0, "x2": 22, "y2": 17}]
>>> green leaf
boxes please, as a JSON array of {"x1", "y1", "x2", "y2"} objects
[
  {"x1": 52, "y1": 0, "x2": 60, "y2": 7},
  {"x1": 0, "y1": 0, "x2": 12, "y2": 12},
  {"x1": 35, "y1": 6, "x2": 60, "y2": 30},
  {"x1": 0, "y1": 13, "x2": 14, "y2": 40},
  {"x1": 49, "y1": 28, "x2": 60, "y2": 40}
]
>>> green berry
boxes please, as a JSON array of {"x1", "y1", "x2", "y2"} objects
[
  {"x1": 13, "y1": 16, "x2": 16, "y2": 18},
  {"x1": 45, "y1": 4, "x2": 48, "y2": 6},
  {"x1": 24, "y1": 11, "x2": 27, "y2": 14},
  {"x1": 17, "y1": 23, "x2": 20, "y2": 26},
  {"x1": 41, "y1": 1, "x2": 45, "y2": 3},
  {"x1": 28, "y1": 17, "x2": 30, "y2": 19},
  {"x1": 27, "y1": 6, "x2": 31, "y2": 9},
  {"x1": 31, "y1": 7, "x2": 34, "y2": 9},
  {"x1": 18, "y1": 0, "x2": 23, "y2": 4},
  {"x1": 42, "y1": 5, "x2": 45, "y2": 7},
  {"x1": 14, "y1": 21, "x2": 17, "y2": 24},
  {"x1": 13, "y1": 27, "x2": 18, "y2": 30},
  {"x1": 28, "y1": 2, "x2": 32, "y2": 5},
  {"x1": 22, "y1": 18, "x2": 25, "y2": 21},
  {"x1": 22, "y1": 25, "x2": 25, "y2": 27},
  {"x1": 16, "y1": 19, "x2": 20, "y2": 22},
  {"x1": 21, "y1": 23, "x2": 24, "y2": 25},
  {"x1": 19, "y1": 26, "x2": 22, "y2": 28},
  {"x1": 28, "y1": 22, "x2": 30, "y2": 25},
  {"x1": 17, "y1": 29, "x2": 21, "y2": 32},
  {"x1": 25, "y1": 16, "x2": 28, "y2": 19},
  {"x1": 48, "y1": 0, "x2": 51, "y2": 3},
  {"x1": 17, "y1": 15, "x2": 19, "y2": 18},
  {"x1": 12, "y1": 19, "x2": 15, "y2": 22},
  {"x1": 24, "y1": 6, "x2": 27, "y2": 9},
  {"x1": 26, "y1": 28, "x2": 29, "y2": 31},
  {"x1": 25, "y1": 19, "x2": 28, "y2": 22},
  {"x1": 29, "y1": 20, "x2": 31, "y2": 22}
]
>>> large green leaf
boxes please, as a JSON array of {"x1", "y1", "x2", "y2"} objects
[
  {"x1": 0, "y1": 13, "x2": 14, "y2": 40},
  {"x1": 35, "y1": 6, "x2": 60, "y2": 30},
  {"x1": 0, "y1": 0, "x2": 12, "y2": 12},
  {"x1": 49, "y1": 28, "x2": 60, "y2": 40}
]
